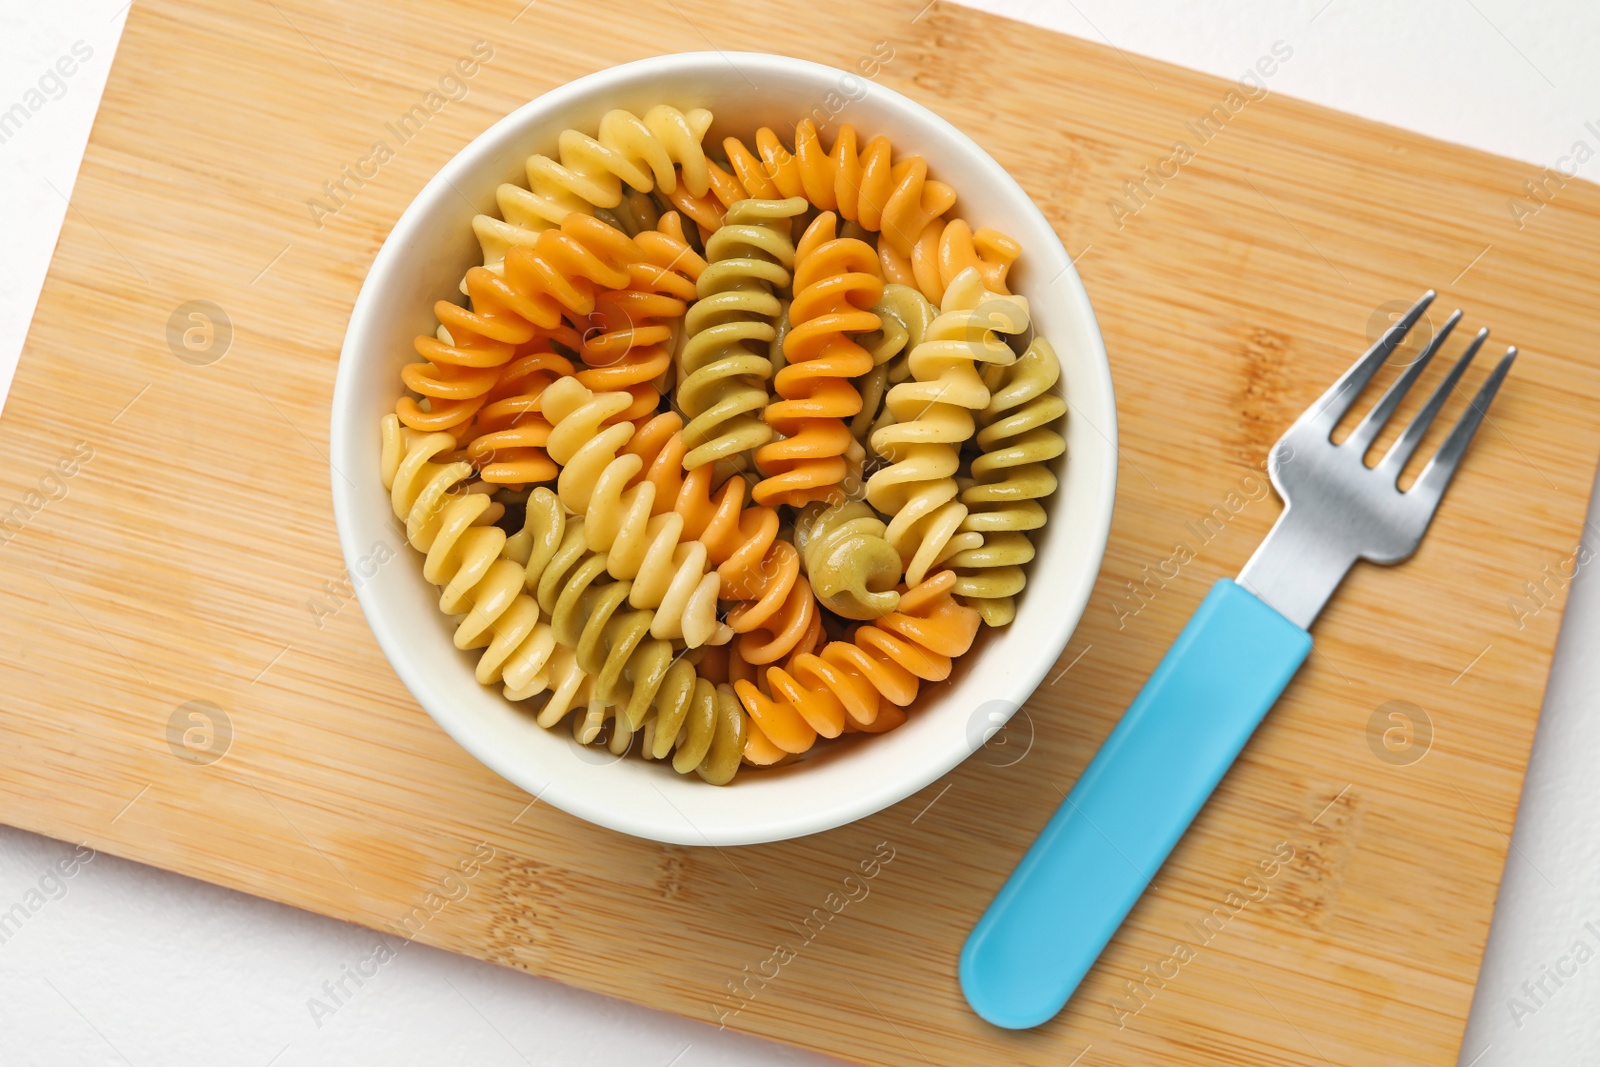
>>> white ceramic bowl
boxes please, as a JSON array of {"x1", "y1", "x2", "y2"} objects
[{"x1": 330, "y1": 52, "x2": 1117, "y2": 846}]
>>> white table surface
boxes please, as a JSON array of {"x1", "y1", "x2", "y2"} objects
[{"x1": 2, "y1": 2, "x2": 1596, "y2": 1064}]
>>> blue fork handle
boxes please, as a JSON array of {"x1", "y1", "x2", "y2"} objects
[{"x1": 959, "y1": 579, "x2": 1313, "y2": 1029}]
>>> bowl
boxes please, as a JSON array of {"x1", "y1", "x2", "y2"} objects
[{"x1": 329, "y1": 51, "x2": 1118, "y2": 847}]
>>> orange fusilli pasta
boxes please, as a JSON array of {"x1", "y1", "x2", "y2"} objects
[
  {"x1": 734, "y1": 571, "x2": 982, "y2": 763},
  {"x1": 753, "y1": 212, "x2": 883, "y2": 508}
]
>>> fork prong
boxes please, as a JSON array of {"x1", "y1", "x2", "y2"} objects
[
  {"x1": 1377, "y1": 326, "x2": 1489, "y2": 478},
  {"x1": 1344, "y1": 309, "x2": 1461, "y2": 457},
  {"x1": 1409, "y1": 347, "x2": 1516, "y2": 503},
  {"x1": 1295, "y1": 291, "x2": 1435, "y2": 439}
]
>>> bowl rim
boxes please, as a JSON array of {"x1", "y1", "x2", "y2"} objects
[{"x1": 330, "y1": 50, "x2": 1118, "y2": 846}]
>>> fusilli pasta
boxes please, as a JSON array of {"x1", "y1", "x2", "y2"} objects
[
  {"x1": 952, "y1": 336, "x2": 1067, "y2": 626},
  {"x1": 380, "y1": 103, "x2": 1070, "y2": 785},
  {"x1": 570, "y1": 211, "x2": 705, "y2": 424},
  {"x1": 697, "y1": 491, "x2": 819, "y2": 667},
  {"x1": 399, "y1": 213, "x2": 639, "y2": 440},
  {"x1": 867, "y1": 267, "x2": 1027, "y2": 585},
  {"x1": 853, "y1": 283, "x2": 938, "y2": 444},
  {"x1": 794, "y1": 501, "x2": 903, "y2": 620},
  {"x1": 474, "y1": 105, "x2": 714, "y2": 271},
  {"x1": 541, "y1": 378, "x2": 729, "y2": 648},
  {"x1": 754, "y1": 212, "x2": 883, "y2": 507},
  {"x1": 678, "y1": 196, "x2": 806, "y2": 469},
  {"x1": 736, "y1": 570, "x2": 982, "y2": 763},
  {"x1": 670, "y1": 120, "x2": 956, "y2": 255},
  {"x1": 464, "y1": 342, "x2": 578, "y2": 487},
  {"x1": 505, "y1": 474, "x2": 746, "y2": 783},
  {"x1": 878, "y1": 217, "x2": 1022, "y2": 307},
  {"x1": 380, "y1": 416, "x2": 559, "y2": 697}
]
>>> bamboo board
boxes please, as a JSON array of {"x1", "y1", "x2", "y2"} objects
[{"x1": 4, "y1": 1, "x2": 1600, "y2": 1063}]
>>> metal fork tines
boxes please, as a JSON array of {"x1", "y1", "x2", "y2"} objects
[{"x1": 1237, "y1": 291, "x2": 1517, "y2": 629}]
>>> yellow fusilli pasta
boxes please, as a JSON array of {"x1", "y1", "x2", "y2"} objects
[
  {"x1": 474, "y1": 105, "x2": 715, "y2": 271},
  {"x1": 380, "y1": 415, "x2": 559, "y2": 698},
  {"x1": 866, "y1": 267, "x2": 1027, "y2": 585},
  {"x1": 506, "y1": 485, "x2": 744, "y2": 784},
  {"x1": 540, "y1": 377, "x2": 728, "y2": 648}
]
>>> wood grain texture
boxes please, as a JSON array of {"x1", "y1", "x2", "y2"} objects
[{"x1": 3, "y1": 1, "x2": 1599, "y2": 1063}]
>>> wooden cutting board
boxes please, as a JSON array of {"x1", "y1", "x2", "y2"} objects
[{"x1": 5, "y1": 1, "x2": 1599, "y2": 1063}]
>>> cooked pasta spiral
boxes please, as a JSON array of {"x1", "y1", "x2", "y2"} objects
[
  {"x1": 507, "y1": 463, "x2": 744, "y2": 783},
  {"x1": 736, "y1": 571, "x2": 982, "y2": 764},
  {"x1": 951, "y1": 336, "x2": 1067, "y2": 626},
  {"x1": 571, "y1": 281, "x2": 680, "y2": 426},
  {"x1": 962, "y1": 336, "x2": 1066, "y2": 533},
  {"x1": 695, "y1": 488, "x2": 819, "y2": 668},
  {"x1": 669, "y1": 118, "x2": 1018, "y2": 308},
  {"x1": 794, "y1": 502, "x2": 902, "y2": 620},
  {"x1": 867, "y1": 268, "x2": 1028, "y2": 586},
  {"x1": 529, "y1": 517, "x2": 640, "y2": 738},
  {"x1": 621, "y1": 410, "x2": 692, "y2": 514},
  {"x1": 462, "y1": 335, "x2": 579, "y2": 487},
  {"x1": 853, "y1": 283, "x2": 938, "y2": 445},
  {"x1": 379, "y1": 415, "x2": 561, "y2": 698},
  {"x1": 570, "y1": 211, "x2": 706, "y2": 424},
  {"x1": 571, "y1": 587, "x2": 668, "y2": 736},
  {"x1": 520, "y1": 507, "x2": 612, "y2": 722},
  {"x1": 803, "y1": 123, "x2": 955, "y2": 256},
  {"x1": 474, "y1": 106, "x2": 714, "y2": 270},
  {"x1": 677, "y1": 196, "x2": 806, "y2": 469},
  {"x1": 540, "y1": 377, "x2": 729, "y2": 648},
  {"x1": 638, "y1": 668, "x2": 748, "y2": 785},
  {"x1": 400, "y1": 213, "x2": 641, "y2": 442},
  {"x1": 514, "y1": 504, "x2": 666, "y2": 754},
  {"x1": 501, "y1": 487, "x2": 580, "y2": 702},
  {"x1": 754, "y1": 212, "x2": 884, "y2": 508},
  {"x1": 633, "y1": 210, "x2": 709, "y2": 293},
  {"x1": 541, "y1": 377, "x2": 635, "y2": 504},
  {"x1": 670, "y1": 121, "x2": 957, "y2": 257},
  {"x1": 663, "y1": 127, "x2": 805, "y2": 233},
  {"x1": 878, "y1": 217, "x2": 1022, "y2": 306}
]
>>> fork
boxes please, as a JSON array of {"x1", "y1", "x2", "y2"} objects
[{"x1": 960, "y1": 292, "x2": 1516, "y2": 1030}]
